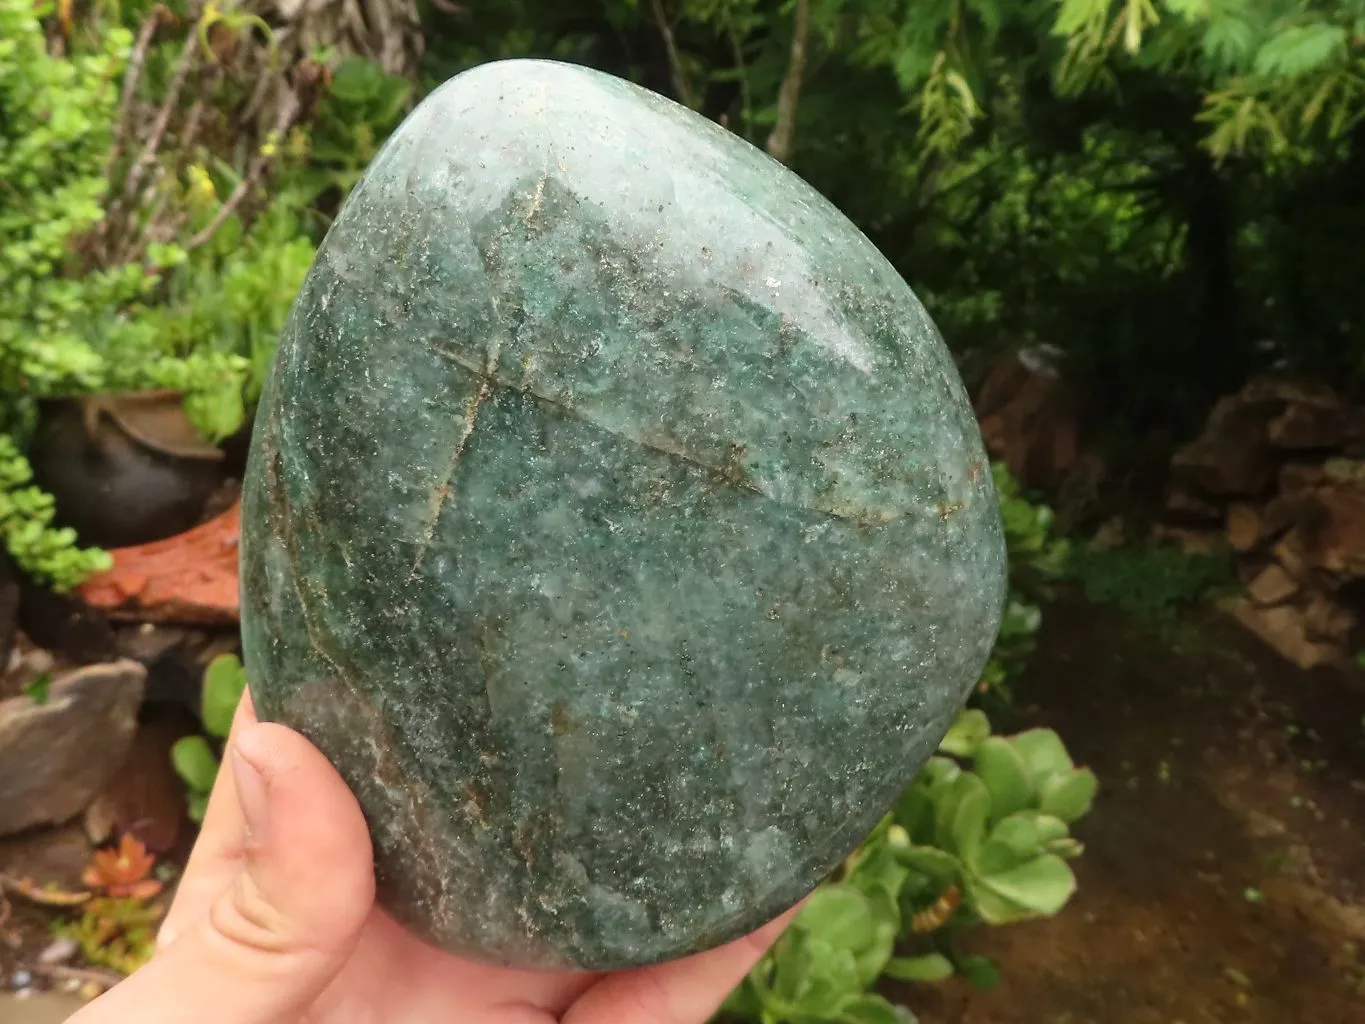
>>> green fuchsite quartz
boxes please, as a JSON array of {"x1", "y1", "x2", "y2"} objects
[{"x1": 239, "y1": 58, "x2": 1007, "y2": 971}]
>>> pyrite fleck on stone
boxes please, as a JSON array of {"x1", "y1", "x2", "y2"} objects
[{"x1": 240, "y1": 58, "x2": 1007, "y2": 971}]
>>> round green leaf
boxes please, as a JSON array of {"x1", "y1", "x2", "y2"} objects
[
  {"x1": 201, "y1": 653, "x2": 248, "y2": 738},
  {"x1": 171, "y1": 735, "x2": 221, "y2": 794},
  {"x1": 896, "y1": 844, "x2": 961, "y2": 885},
  {"x1": 884, "y1": 953, "x2": 955, "y2": 983},
  {"x1": 970, "y1": 853, "x2": 1077, "y2": 923},
  {"x1": 1008, "y1": 729, "x2": 1074, "y2": 780},
  {"x1": 937, "y1": 708, "x2": 991, "y2": 757},
  {"x1": 972, "y1": 737, "x2": 1034, "y2": 820},
  {"x1": 1038, "y1": 768, "x2": 1099, "y2": 823},
  {"x1": 797, "y1": 885, "x2": 876, "y2": 954},
  {"x1": 959, "y1": 954, "x2": 1002, "y2": 991},
  {"x1": 934, "y1": 773, "x2": 990, "y2": 861}
]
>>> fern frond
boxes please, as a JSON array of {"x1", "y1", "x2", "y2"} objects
[{"x1": 1252, "y1": 22, "x2": 1347, "y2": 80}]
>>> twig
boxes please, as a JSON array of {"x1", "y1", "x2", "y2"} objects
[
  {"x1": 121, "y1": 19, "x2": 200, "y2": 206},
  {"x1": 104, "y1": 11, "x2": 162, "y2": 180},
  {"x1": 649, "y1": 0, "x2": 693, "y2": 106},
  {"x1": 766, "y1": 0, "x2": 812, "y2": 164},
  {"x1": 186, "y1": 89, "x2": 301, "y2": 251},
  {"x1": 726, "y1": 22, "x2": 753, "y2": 137}
]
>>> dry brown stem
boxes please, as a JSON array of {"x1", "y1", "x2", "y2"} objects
[
  {"x1": 767, "y1": 0, "x2": 812, "y2": 164},
  {"x1": 649, "y1": 0, "x2": 694, "y2": 106}
]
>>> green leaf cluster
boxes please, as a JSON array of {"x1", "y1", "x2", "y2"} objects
[
  {"x1": 171, "y1": 652, "x2": 248, "y2": 822},
  {"x1": 720, "y1": 710, "x2": 1095, "y2": 1023},
  {"x1": 976, "y1": 464, "x2": 1070, "y2": 700},
  {"x1": 0, "y1": 434, "x2": 112, "y2": 590}
]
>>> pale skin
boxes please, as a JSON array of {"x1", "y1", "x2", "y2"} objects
[{"x1": 70, "y1": 692, "x2": 800, "y2": 1024}]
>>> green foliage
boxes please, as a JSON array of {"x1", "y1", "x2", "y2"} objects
[
  {"x1": 171, "y1": 652, "x2": 248, "y2": 822},
  {"x1": 720, "y1": 710, "x2": 1094, "y2": 1022},
  {"x1": 977, "y1": 465, "x2": 1069, "y2": 700},
  {"x1": 293, "y1": 56, "x2": 415, "y2": 200},
  {"x1": 0, "y1": 2, "x2": 250, "y2": 428},
  {"x1": 1067, "y1": 542, "x2": 1233, "y2": 620},
  {"x1": 53, "y1": 895, "x2": 162, "y2": 976},
  {"x1": 428, "y1": 0, "x2": 1365, "y2": 439},
  {"x1": 23, "y1": 672, "x2": 52, "y2": 704},
  {"x1": 0, "y1": 435, "x2": 112, "y2": 590},
  {"x1": 0, "y1": 5, "x2": 411, "y2": 586}
]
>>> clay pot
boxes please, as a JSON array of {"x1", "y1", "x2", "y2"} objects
[{"x1": 27, "y1": 392, "x2": 228, "y2": 548}]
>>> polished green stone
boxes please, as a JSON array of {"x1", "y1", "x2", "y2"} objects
[{"x1": 240, "y1": 58, "x2": 1006, "y2": 972}]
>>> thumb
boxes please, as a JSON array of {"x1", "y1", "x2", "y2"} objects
[{"x1": 71, "y1": 722, "x2": 376, "y2": 1024}]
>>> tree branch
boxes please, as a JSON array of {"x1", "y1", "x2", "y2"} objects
[
  {"x1": 649, "y1": 0, "x2": 693, "y2": 106},
  {"x1": 102, "y1": 8, "x2": 162, "y2": 181},
  {"x1": 186, "y1": 88, "x2": 302, "y2": 251},
  {"x1": 767, "y1": 0, "x2": 812, "y2": 164}
]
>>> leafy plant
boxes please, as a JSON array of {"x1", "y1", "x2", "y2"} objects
[
  {"x1": 0, "y1": 435, "x2": 112, "y2": 590},
  {"x1": 292, "y1": 55, "x2": 414, "y2": 201},
  {"x1": 51, "y1": 834, "x2": 165, "y2": 976},
  {"x1": 976, "y1": 464, "x2": 1071, "y2": 701},
  {"x1": 55, "y1": 895, "x2": 165, "y2": 976},
  {"x1": 171, "y1": 652, "x2": 248, "y2": 822},
  {"x1": 720, "y1": 710, "x2": 1096, "y2": 1023},
  {"x1": 1067, "y1": 542, "x2": 1234, "y2": 621}
]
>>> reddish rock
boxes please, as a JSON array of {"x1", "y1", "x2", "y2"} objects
[
  {"x1": 77, "y1": 502, "x2": 240, "y2": 625},
  {"x1": 974, "y1": 346, "x2": 1080, "y2": 491}
]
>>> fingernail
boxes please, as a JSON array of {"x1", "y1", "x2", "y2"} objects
[{"x1": 231, "y1": 742, "x2": 271, "y2": 843}]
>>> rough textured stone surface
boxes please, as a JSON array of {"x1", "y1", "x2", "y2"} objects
[
  {"x1": 240, "y1": 58, "x2": 1006, "y2": 971},
  {"x1": 0, "y1": 660, "x2": 146, "y2": 837}
]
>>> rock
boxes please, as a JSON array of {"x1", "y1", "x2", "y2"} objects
[
  {"x1": 1300, "y1": 484, "x2": 1365, "y2": 578},
  {"x1": 1226, "y1": 503, "x2": 1265, "y2": 552},
  {"x1": 1170, "y1": 393, "x2": 1279, "y2": 497},
  {"x1": 76, "y1": 502, "x2": 241, "y2": 625},
  {"x1": 1268, "y1": 401, "x2": 1349, "y2": 450},
  {"x1": 1247, "y1": 565, "x2": 1298, "y2": 606},
  {"x1": 1273, "y1": 529, "x2": 1313, "y2": 582},
  {"x1": 1165, "y1": 488, "x2": 1223, "y2": 523},
  {"x1": 0, "y1": 660, "x2": 146, "y2": 836},
  {"x1": 1150, "y1": 524, "x2": 1224, "y2": 554},
  {"x1": 82, "y1": 711, "x2": 195, "y2": 853},
  {"x1": 113, "y1": 623, "x2": 239, "y2": 712},
  {"x1": 1303, "y1": 593, "x2": 1355, "y2": 642},
  {"x1": 240, "y1": 59, "x2": 1006, "y2": 970},
  {"x1": 37, "y1": 937, "x2": 78, "y2": 966},
  {"x1": 1279, "y1": 462, "x2": 1329, "y2": 493},
  {"x1": 0, "y1": 821, "x2": 94, "y2": 890},
  {"x1": 1226, "y1": 599, "x2": 1344, "y2": 670},
  {"x1": 973, "y1": 345, "x2": 1079, "y2": 491}
]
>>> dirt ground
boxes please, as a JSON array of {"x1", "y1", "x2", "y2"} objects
[{"x1": 909, "y1": 593, "x2": 1365, "y2": 1024}]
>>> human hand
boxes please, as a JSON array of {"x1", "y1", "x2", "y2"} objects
[{"x1": 69, "y1": 692, "x2": 799, "y2": 1024}]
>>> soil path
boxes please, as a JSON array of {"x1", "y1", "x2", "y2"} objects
[{"x1": 915, "y1": 593, "x2": 1365, "y2": 1024}]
